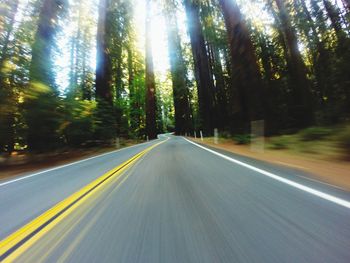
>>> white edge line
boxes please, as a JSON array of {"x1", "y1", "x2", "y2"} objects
[
  {"x1": 0, "y1": 139, "x2": 161, "y2": 187},
  {"x1": 184, "y1": 137, "x2": 350, "y2": 209}
]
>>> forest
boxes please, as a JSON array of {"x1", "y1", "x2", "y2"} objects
[{"x1": 0, "y1": 0, "x2": 349, "y2": 154}]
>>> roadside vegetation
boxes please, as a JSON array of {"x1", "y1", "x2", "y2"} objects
[
  {"x1": 200, "y1": 124, "x2": 350, "y2": 161},
  {"x1": 268, "y1": 125, "x2": 350, "y2": 160}
]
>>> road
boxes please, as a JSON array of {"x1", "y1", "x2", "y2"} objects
[{"x1": 0, "y1": 135, "x2": 350, "y2": 262}]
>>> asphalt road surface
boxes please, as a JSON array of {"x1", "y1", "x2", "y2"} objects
[{"x1": 1, "y1": 135, "x2": 350, "y2": 262}]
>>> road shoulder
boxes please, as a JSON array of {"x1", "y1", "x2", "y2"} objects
[{"x1": 188, "y1": 137, "x2": 350, "y2": 192}]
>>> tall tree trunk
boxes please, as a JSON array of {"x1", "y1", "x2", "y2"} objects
[
  {"x1": 0, "y1": 0, "x2": 19, "y2": 81},
  {"x1": 323, "y1": 0, "x2": 350, "y2": 115},
  {"x1": 184, "y1": 0, "x2": 214, "y2": 135},
  {"x1": 274, "y1": 0, "x2": 313, "y2": 128},
  {"x1": 74, "y1": 28, "x2": 81, "y2": 91},
  {"x1": 127, "y1": 45, "x2": 138, "y2": 134},
  {"x1": 26, "y1": 0, "x2": 67, "y2": 151},
  {"x1": 95, "y1": 0, "x2": 112, "y2": 104},
  {"x1": 68, "y1": 35, "x2": 76, "y2": 95},
  {"x1": 165, "y1": 0, "x2": 192, "y2": 135},
  {"x1": 95, "y1": 0, "x2": 116, "y2": 141},
  {"x1": 81, "y1": 28, "x2": 91, "y2": 100},
  {"x1": 0, "y1": 0, "x2": 19, "y2": 153},
  {"x1": 115, "y1": 14, "x2": 124, "y2": 100},
  {"x1": 208, "y1": 43, "x2": 228, "y2": 130},
  {"x1": 295, "y1": 0, "x2": 329, "y2": 109},
  {"x1": 145, "y1": 0, "x2": 157, "y2": 139},
  {"x1": 218, "y1": 0, "x2": 264, "y2": 132}
]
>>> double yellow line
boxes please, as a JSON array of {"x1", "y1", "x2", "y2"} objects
[{"x1": 0, "y1": 139, "x2": 166, "y2": 262}]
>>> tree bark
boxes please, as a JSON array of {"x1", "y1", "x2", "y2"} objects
[
  {"x1": 0, "y1": 0, "x2": 19, "y2": 74},
  {"x1": 95, "y1": 0, "x2": 112, "y2": 104},
  {"x1": 165, "y1": 0, "x2": 192, "y2": 135},
  {"x1": 208, "y1": 43, "x2": 228, "y2": 130},
  {"x1": 218, "y1": 0, "x2": 264, "y2": 132},
  {"x1": 0, "y1": 0, "x2": 19, "y2": 153},
  {"x1": 184, "y1": 0, "x2": 214, "y2": 135},
  {"x1": 145, "y1": 0, "x2": 157, "y2": 139},
  {"x1": 274, "y1": 0, "x2": 313, "y2": 128},
  {"x1": 26, "y1": 0, "x2": 67, "y2": 151}
]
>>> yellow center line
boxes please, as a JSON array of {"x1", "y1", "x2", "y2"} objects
[{"x1": 0, "y1": 138, "x2": 167, "y2": 262}]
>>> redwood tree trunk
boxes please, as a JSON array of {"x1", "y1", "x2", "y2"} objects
[
  {"x1": 0, "y1": 0, "x2": 19, "y2": 74},
  {"x1": 0, "y1": 0, "x2": 19, "y2": 153},
  {"x1": 184, "y1": 0, "x2": 214, "y2": 135},
  {"x1": 26, "y1": 0, "x2": 67, "y2": 151},
  {"x1": 95, "y1": 0, "x2": 112, "y2": 104},
  {"x1": 274, "y1": 0, "x2": 313, "y2": 128},
  {"x1": 165, "y1": 0, "x2": 192, "y2": 135},
  {"x1": 145, "y1": 0, "x2": 157, "y2": 139},
  {"x1": 218, "y1": 0, "x2": 264, "y2": 132}
]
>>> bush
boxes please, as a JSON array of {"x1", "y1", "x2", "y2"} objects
[
  {"x1": 269, "y1": 137, "x2": 289, "y2": 149},
  {"x1": 336, "y1": 127, "x2": 350, "y2": 159},
  {"x1": 219, "y1": 131, "x2": 231, "y2": 139},
  {"x1": 300, "y1": 127, "x2": 332, "y2": 141},
  {"x1": 233, "y1": 134, "x2": 251, "y2": 145},
  {"x1": 62, "y1": 100, "x2": 96, "y2": 147},
  {"x1": 94, "y1": 100, "x2": 117, "y2": 142}
]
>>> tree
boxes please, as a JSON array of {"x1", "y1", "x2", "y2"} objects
[
  {"x1": 217, "y1": 0, "x2": 264, "y2": 132},
  {"x1": 0, "y1": 0, "x2": 19, "y2": 153},
  {"x1": 95, "y1": 0, "x2": 112, "y2": 104},
  {"x1": 24, "y1": 0, "x2": 67, "y2": 151},
  {"x1": 184, "y1": 0, "x2": 214, "y2": 135},
  {"x1": 200, "y1": 0, "x2": 230, "y2": 130},
  {"x1": 272, "y1": 0, "x2": 313, "y2": 128},
  {"x1": 145, "y1": 0, "x2": 157, "y2": 139},
  {"x1": 164, "y1": 0, "x2": 192, "y2": 135},
  {"x1": 322, "y1": 0, "x2": 350, "y2": 116},
  {"x1": 95, "y1": 0, "x2": 116, "y2": 141}
]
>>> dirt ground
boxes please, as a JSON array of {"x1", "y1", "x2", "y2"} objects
[{"x1": 191, "y1": 137, "x2": 350, "y2": 191}]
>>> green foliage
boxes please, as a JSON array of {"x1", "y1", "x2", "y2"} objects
[
  {"x1": 268, "y1": 136, "x2": 289, "y2": 149},
  {"x1": 23, "y1": 83, "x2": 62, "y2": 151},
  {"x1": 299, "y1": 127, "x2": 332, "y2": 141},
  {"x1": 62, "y1": 100, "x2": 96, "y2": 147},
  {"x1": 219, "y1": 131, "x2": 231, "y2": 139},
  {"x1": 94, "y1": 99, "x2": 117, "y2": 142},
  {"x1": 233, "y1": 134, "x2": 251, "y2": 145},
  {"x1": 336, "y1": 126, "x2": 350, "y2": 159}
]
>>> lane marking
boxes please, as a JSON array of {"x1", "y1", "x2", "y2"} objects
[
  {"x1": 56, "y1": 158, "x2": 145, "y2": 263},
  {"x1": 184, "y1": 138, "x2": 350, "y2": 209},
  {"x1": 0, "y1": 139, "x2": 159, "y2": 187},
  {"x1": 0, "y1": 138, "x2": 168, "y2": 262}
]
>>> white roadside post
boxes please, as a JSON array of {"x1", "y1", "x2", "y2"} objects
[
  {"x1": 214, "y1": 128, "x2": 218, "y2": 144},
  {"x1": 200, "y1": 130, "x2": 203, "y2": 141},
  {"x1": 146, "y1": 136, "x2": 149, "y2": 142},
  {"x1": 250, "y1": 120, "x2": 265, "y2": 153},
  {"x1": 116, "y1": 137, "x2": 120, "y2": 149},
  {"x1": 194, "y1": 131, "x2": 197, "y2": 139}
]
